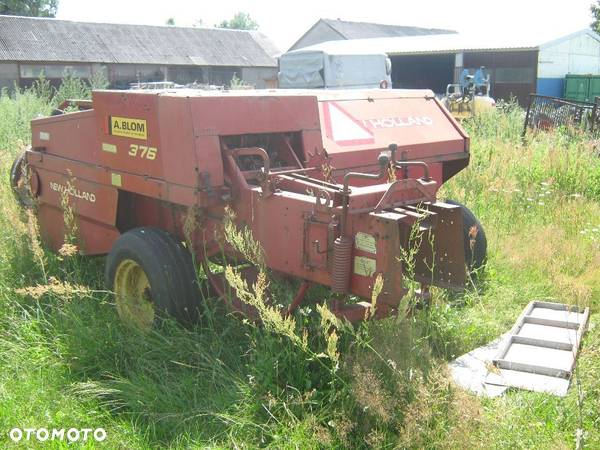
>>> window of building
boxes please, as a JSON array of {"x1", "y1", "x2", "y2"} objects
[
  {"x1": 19, "y1": 64, "x2": 92, "y2": 79},
  {"x1": 493, "y1": 68, "x2": 535, "y2": 84},
  {"x1": 208, "y1": 67, "x2": 240, "y2": 86}
]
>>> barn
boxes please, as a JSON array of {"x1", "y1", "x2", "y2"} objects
[
  {"x1": 288, "y1": 18, "x2": 454, "y2": 51},
  {"x1": 287, "y1": 29, "x2": 600, "y2": 105},
  {"x1": 0, "y1": 15, "x2": 279, "y2": 90}
]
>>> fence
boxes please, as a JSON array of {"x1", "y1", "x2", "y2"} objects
[{"x1": 522, "y1": 94, "x2": 600, "y2": 138}]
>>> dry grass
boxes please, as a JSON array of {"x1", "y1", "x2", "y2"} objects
[
  {"x1": 14, "y1": 276, "x2": 92, "y2": 300},
  {"x1": 351, "y1": 364, "x2": 397, "y2": 423},
  {"x1": 398, "y1": 368, "x2": 483, "y2": 449}
]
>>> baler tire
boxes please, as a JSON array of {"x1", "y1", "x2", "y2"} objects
[
  {"x1": 9, "y1": 151, "x2": 33, "y2": 208},
  {"x1": 445, "y1": 200, "x2": 487, "y2": 276},
  {"x1": 105, "y1": 227, "x2": 201, "y2": 329}
]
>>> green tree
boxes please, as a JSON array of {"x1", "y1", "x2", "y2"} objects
[
  {"x1": 217, "y1": 12, "x2": 258, "y2": 30},
  {"x1": 0, "y1": 0, "x2": 58, "y2": 17},
  {"x1": 592, "y1": 1, "x2": 600, "y2": 32},
  {"x1": 165, "y1": 17, "x2": 175, "y2": 26}
]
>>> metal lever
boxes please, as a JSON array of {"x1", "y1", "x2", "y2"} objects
[
  {"x1": 388, "y1": 143, "x2": 431, "y2": 181},
  {"x1": 340, "y1": 151, "x2": 390, "y2": 235}
]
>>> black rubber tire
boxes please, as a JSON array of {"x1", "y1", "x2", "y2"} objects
[
  {"x1": 446, "y1": 200, "x2": 487, "y2": 274},
  {"x1": 105, "y1": 227, "x2": 201, "y2": 325},
  {"x1": 9, "y1": 151, "x2": 34, "y2": 208}
]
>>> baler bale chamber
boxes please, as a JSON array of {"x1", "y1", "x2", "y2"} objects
[{"x1": 13, "y1": 88, "x2": 486, "y2": 328}]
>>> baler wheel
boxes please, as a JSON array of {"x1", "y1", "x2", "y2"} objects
[
  {"x1": 446, "y1": 200, "x2": 487, "y2": 276},
  {"x1": 112, "y1": 259, "x2": 155, "y2": 330},
  {"x1": 10, "y1": 151, "x2": 35, "y2": 208},
  {"x1": 105, "y1": 227, "x2": 201, "y2": 329}
]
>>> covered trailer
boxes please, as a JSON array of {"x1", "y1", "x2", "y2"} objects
[{"x1": 278, "y1": 49, "x2": 392, "y2": 89}]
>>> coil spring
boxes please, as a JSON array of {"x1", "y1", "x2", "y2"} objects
[{"x1": 332, "y1": 236, "x2": 352, "y2": 294}]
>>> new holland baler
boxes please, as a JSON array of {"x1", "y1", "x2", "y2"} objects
[{"x1": 12, "y1": 88, "x2": 486, "y2": 328}]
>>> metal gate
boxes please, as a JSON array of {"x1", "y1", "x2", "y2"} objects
[{"x1": 522, "y1": 94, "x2": 600, "y2": 137}]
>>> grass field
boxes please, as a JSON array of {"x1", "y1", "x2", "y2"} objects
[{"x1": 0, "y1": 82, "x2": 599, "y2": 449}]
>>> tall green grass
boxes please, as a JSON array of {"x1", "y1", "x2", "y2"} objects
[{"x1": 0, "y1": 85, "x2": 599, "y2": 449}]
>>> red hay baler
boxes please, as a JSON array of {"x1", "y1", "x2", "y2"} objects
[{"x1": 12, "y1": 88, "x2": 486, "y2": 327}]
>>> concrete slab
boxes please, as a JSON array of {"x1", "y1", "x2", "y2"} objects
[
  {"x1": 517, "y1": 323, "x2": 577, "y2": 344},
  {"x1": 529, "y1": 306, "x2": 584, "y2": 324},
  {"x1": 450, "y1": 301, "x2": 589, "y2": 398},
  {"x1": 449, "y1": 334, "x2": 509, "y2": 398},
  {"x1": 485, "y1": 369, "x2": 570, "y2": 396},
  {"x1": 504, "y1": 343, "x2": 574, "y2": 372}
]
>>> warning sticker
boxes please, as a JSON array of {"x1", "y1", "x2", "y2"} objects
[
  {"x1": 354, "y1": 256, "x2": 376, "y2": 277},
  {"x1": 108, "y1": 116, "x2": 147, "y2": 140},
  {"x1": 102, "y1": 142, "x2": 117, "y2": 154},
  {"x1": 111, "y1": 173, "x2": 122, "y2": 187},
  {"x1": 355, "y1": 232, "x2": 377, "y2": 254},
  {"x1": 322, "y1": 101, "x2": 375, "y2": 146}
]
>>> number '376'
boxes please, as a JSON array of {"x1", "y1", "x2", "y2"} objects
[{"x1": 129, "y1": 144, "x2": 157, "y2": 160}]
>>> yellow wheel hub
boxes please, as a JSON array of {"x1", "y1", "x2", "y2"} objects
[{"x1": 113, "y1": 259, "x2": 154, "y2": 330}]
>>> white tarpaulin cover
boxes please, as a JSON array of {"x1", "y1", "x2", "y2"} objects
[{"x1": 278, "y1": 50, "x2": 391, "y2": 89}]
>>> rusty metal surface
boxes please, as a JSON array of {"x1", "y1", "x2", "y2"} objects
[
  {"x1": 347, "y1": 178, "x2": 437, "y2": 213},
  {"x1": 411, "y1": 202, "x2": 467, "y2": 289},
  {"x1": 362, "y1": 211, "x2": 406, "y2": 306}
]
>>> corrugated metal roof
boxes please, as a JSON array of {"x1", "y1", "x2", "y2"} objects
[
  {"x1": 290, "y1": 33, "x2": 542, "y2": 56},
  {"x1": 321, "y1": 18, "x2": 455, "y2": 39},
  {"x1": 0, "y1": 15, "x2": 278, "y2": 67}
]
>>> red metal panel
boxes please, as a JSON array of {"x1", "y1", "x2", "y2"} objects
[
  {"x1": 231, "y1": 187, "x2": 412, "y2": 301},
  {"x1": 192, "y1": 135, "x2": 224, "y2": 188},
  {"x1": 34, "y1": 167, "x2": 118, "y2": 226},
  {"x1": 37, "y1": 204, "x2": 120, "y2": 255},
  {"x1": 26, "y1": 151, "x2": 214, "y2": 208},
  {"x1": 346, "y1": 178, "x2": 437, "y2": 212},
  {"x1": 348, "y1": 211, "x2": 405, "y2": 304},
  {"x1": 92, "y1": 91, "x2": 164, "y2": 179},
  {"x1": 31, "y1": 110, "x2": 99, "y2": 163},
  {"x1": 233, "y1": 188, "x2": 332, "y2": 287},
  {"x1": 188, "y1": 95, "x2": 321, "y2": 136},
  {"x1": 318, "y1": 97, "x2": 467, "y2": 169},
  {"x1": 77, "y1": 219, "x2": 121, "y2": 255},
  {"x1": 157, "y1": 95, "x2": 201, "y2": 187}
]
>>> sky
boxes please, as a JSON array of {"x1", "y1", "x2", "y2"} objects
[{"x1": 55, "y1": 0, "x2": 596, "y2": 51}]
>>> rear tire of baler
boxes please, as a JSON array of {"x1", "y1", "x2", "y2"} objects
[
  {"x1": 445, "y1": 200, "x2": 487, "y2": 276},
  {"x1": 105, "y1": 227, "x2": 201, "y2": 329},
  {"x1": 10, "y1": 151, "x2": 34, "y2": 209}
]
